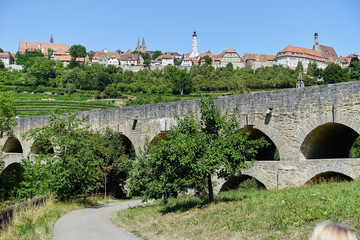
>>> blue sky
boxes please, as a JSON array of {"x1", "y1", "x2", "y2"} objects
[{"x1": 1, "y1": 0, "x2": 359, "y2": 57}]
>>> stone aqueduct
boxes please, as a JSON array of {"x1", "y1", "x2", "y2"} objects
[{"x1": 2, "y1": 81, "x2": 360, "y2": 192}]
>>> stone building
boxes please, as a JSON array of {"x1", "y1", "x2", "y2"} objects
[
  {"x1": 135, "y1": 38, "x2": 147, "y2": 52},
  {"x1": 313, "y1": 32, "x2": 340, "y2": 64},
  {"x1": 243, "y1": 53, "x2": 276, "y2": 69},
  {"x1": 276, "y1": 45, "x2": 327, "y2": 70},
  {"x1": 219, "y1": 47, "x2": 242, "y2": 67}
]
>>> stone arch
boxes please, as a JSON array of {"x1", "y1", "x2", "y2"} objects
[
  {"x1": 244, "y1": 126, "x2": 279, "y2": 160},
  {"x1": 304, "y1": 171, "x2": 353, "y2": 185},
  {"x1": 300, "y1": 123, "x2": 359, "y2": 159},
  {"x1": 0, "y1": 162, "x2": 24, "y2": 199},
  {"x1": 31, "y1": 140, "x2": 54, "y2": 154},
  {"x1": 219, "y1": 174, "x2": 267, "y2": 192},
  {"x1": 150, "y1": 132, "x2": 170, "y2": 145},
  {"x1": 3, "y1": 137, "x2": 23, "y2": 153},
  {"x1": 118, "y1": 133, "x2": 136, "y2": 157}
]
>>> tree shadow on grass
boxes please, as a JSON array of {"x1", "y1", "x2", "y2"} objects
[{"x1": 160, "y1": 197, "x2": 209, "y2": 214}]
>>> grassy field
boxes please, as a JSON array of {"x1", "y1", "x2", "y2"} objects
[{"x1": 111, "y1": 180, "x2": 360, "y2": 240}]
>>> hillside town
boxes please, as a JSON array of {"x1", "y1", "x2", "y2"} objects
[{"x1": 0, "y1": 31, "x2": 358, "y2": 72}]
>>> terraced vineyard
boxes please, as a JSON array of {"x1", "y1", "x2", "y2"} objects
[{"x1": 12, "y1": 93, "x2": 118, "y2": 117}]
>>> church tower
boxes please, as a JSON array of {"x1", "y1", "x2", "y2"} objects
[
  {"x1": 189, "y1": 30, "x2": 199, "y2": 58},
  {"x1": 50, "y1": 34, "x2": 53, "y2": 43},
  {"x1": 313, "y1": 32, "x2": 320, "y2": 51}
]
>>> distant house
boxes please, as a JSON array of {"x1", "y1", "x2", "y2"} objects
[
  {"x1": 120, "y1": 54, "x2": 144, "y2": 66},
  {"x1": 219, "y1": 47, "x2": 242, "y2": 66},
  {"x1": 181, "y1": 55, "x2": 193, "y2": 66},
  {"x1": 91, "y1": 49, "x2": 121, "y2": 66},
  {"x1": 59, "y1": 55, "x2": 84, "y2": 66},
  {"x1": 243, "y1": 53, "x2": 275, "y2": 68},
  {"x1": 0, "y1": 51, "x2": 10, "y2": 65},
  {"x1": 151, "y1": 54, "x2": 174, "y2": 66},
  {"x1": 164, "y1": 52, "x2": 182, "y2": 60},
  {"x1": 52, "y1": 49, "x2": 68, "y2": 61},
  {"x1": 339, "y1": 53, "x2": 359, "y2": 68}
]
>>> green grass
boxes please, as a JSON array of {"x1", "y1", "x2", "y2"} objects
[{"x1": 111, "y1": 180, "x2": 360, "y2": 240}]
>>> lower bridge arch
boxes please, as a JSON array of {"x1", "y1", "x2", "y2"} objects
[
  {"x1": 304, "y1": 171, "x2": 353, "y2": 185},
  {"x1": 3, "y1": 137, "x2": 23, "y2": 153},
  {"x1": 0, "y1": 162, "x2": 24, "y2": 200},
  {"x1": 219, "y1": 174, "x2": 267, "y2": 192}
]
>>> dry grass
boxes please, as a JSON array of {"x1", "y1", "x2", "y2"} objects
[
  {"x1": 0, "y1": 196, "x2": 110, "y2": 240},
  {"x1": 111, "y1": 180, "x2": 360, "y2": 240}
]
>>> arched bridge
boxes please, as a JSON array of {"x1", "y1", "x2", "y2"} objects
[{"x1": 2, "y1": 81, "x2": 360, "y2": 192}]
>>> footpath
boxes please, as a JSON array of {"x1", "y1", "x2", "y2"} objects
[{"x1": 53, "y1": 200, "x2": 142, "y2": 240}]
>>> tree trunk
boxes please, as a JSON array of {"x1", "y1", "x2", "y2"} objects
[{"x1": 207, "y1": 174, "x2": 214, "y2": 202}]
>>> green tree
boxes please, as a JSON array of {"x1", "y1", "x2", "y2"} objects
[
  {"x1": 20, "y1": 113, "x2": 130, "y2": 199},
  {"x1": 69, "y1": 44, "x2": 87, "y2": 68},
  {"x1": 0, "y1": 92, "x2": 16, "y2": 138},
  {"x1": 0, "y1": 48, "x2": 3, "y2": 53},
  {"x1": 15, "y1": 50, "x2": 44, "y2": 65},
  {"x1": 47, "y1": 48, "x2": 54, "y2": 60},
  {"x1": 200, "y1": 55, "x2": 212, "y2": 65},
  {"x1": 349, "y1": 61, "x2": 360, "y2": 81},
  {"x1": 323, "y1": 63, "x2": 345, "y2": 84},
  {"x1": 165, "y1": 66, "x2": 192, "y2": 95},
  {"x1": 0, "y1": 60, "x2": 4, "y2": 69},
  {"x1": 226, "y1": 62, "x2": 234, "y2": 71},
  {"x1": 129, "y1": 99, "x2": 267, "y2": 203},
  {"x1": 24, "y1": 57, "x2": 56, "y2": 86},
  {"x1": 152, "y1": 50, "x2": 163, "y2": 60}
]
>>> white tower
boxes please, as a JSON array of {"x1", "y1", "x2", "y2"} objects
[{"x1": 189, "y1": 30, "x2": 199, "y2": 58}]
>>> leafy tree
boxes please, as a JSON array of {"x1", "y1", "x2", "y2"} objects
[
  {"x1": 15, "y1": 50, "x2": 44, "y2": 65},
  {"x1": 69, "y1": 44, "x2": 87, "y2": 68},
  {"x1": 0, "y1": 60, "x2": 4, "y2": 69},
  {"x1": 143, "y1": 59, "x2": 151, "y2": 65},
  {"x1": 47, "y1": 48, "x2": 54, "y2": 60},
  {"x1": 174, "y1": 57, "x2": 181, "y2": 66},
  {"x1": 152, "y1": 50, "x2": 163, "y2": 60},
  {"x1": 24, "y1": 57, "x2": 56, "y2": 86},
  {"x1": 200, "y1": 55, "x2": 212, "y2": 65},
  {"x1": 9, "y1": 53, "x2": 15, "y2": 64},
  {"x1": 165, "y1": 66, "x2": 192, "y2": 95},
  {"x1": 0, "y1": 48, "x2": 3, "y2": 53},
  {"x1": 323, "y1": 63, "x2": 346, "y2": 84},
  {"x1": 226, "y1": 62, "x2": 234, "y2": 71},
  {"x1": 129, "y1": 99, "x2": 267, "y2": 203},
  {"x1": 20, "y1": 113, "x2": 131, "y2": 199},
  {"x1": 349, "y1": 61, "x2": 360, "y2": 81},
  {"x1": 295, "y1": 61, "x2": 304, "y2": 73},
  {"x1": 0, "y1": 92, "x2": 16, "y2": 138}
]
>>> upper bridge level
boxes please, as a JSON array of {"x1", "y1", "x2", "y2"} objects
[{"x1": 2, "y1": 81, "x2": 360, "y2": 190}]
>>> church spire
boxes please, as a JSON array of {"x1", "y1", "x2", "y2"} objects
[
  {"x1": 141, "y1": 38, "x2": 145, "y2": 47},
  {"x1": 50, "y1": 34, "x2": 53, "y2": 43},
  {"x1": 137, "y1": 38, "x2": 140, "y2": 49}
]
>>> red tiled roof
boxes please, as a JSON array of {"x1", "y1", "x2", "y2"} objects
[
  {"x1": 243, "y1": 53, "x2": 275, "y2": 62},
  {"x1": 120, "y1": 54, "x2": 140, "y2": 61},
  {"x1": 19, "y1": 41, "x2": 69, "y2": 55},
  {"x1": 92, "y1": 51, "x2": 101, "y2": 60},
  {"x1": 278, "y1": 46, "x2": 325, "y2": 62},
  {"x1": 224, "y1": 47, "x2": 236, "y2": 53},
  {"x1": 319, "y1": 45, "x2": 338, "y2": 62},
  {"x1": 0, "y1": 51, "x2": 10, "y2": 59},
  {"x1": 54, "y1": 49, "x2": 68, "y2": 55}
]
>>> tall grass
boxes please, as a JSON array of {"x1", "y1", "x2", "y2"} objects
[
  {"x1": 111, "y1": 180, "x2": 360, "y2": 240},
  {"x1": 0, "y1": 196, "x2": 105, "y2": 240}
]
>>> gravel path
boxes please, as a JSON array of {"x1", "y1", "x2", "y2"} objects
[{"x1": 53, "y1": 200, "x2": 142, "y2": 240}]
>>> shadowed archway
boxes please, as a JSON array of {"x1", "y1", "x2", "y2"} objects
[
  {"x1": 245, "y1": 126, "x2": 279, "y2": 160},
  {"x1": 31, "y1": 140, "x2": 54, "y2": 154},
  {"x1": 3, "y1": 137, "x2": 23, "y2": 153},
  {"x1": 220, "y1": 175, "x2": 266, "y2": 192},
  {"x1": 301, "y1": 123, "x2": 359, "y2": 159},
  {"x1": 150, "y1": 132, "x2": 170, "y2": 145},
  {"x1": 305, "y1": 171, "x2": 353, "y2": 185},
  {"x1": 119, "y1": 134, "x2": 135, "y2": 157},
  {"x1": 0, "y1": 163, "x2": 24, "y2": 200}
]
